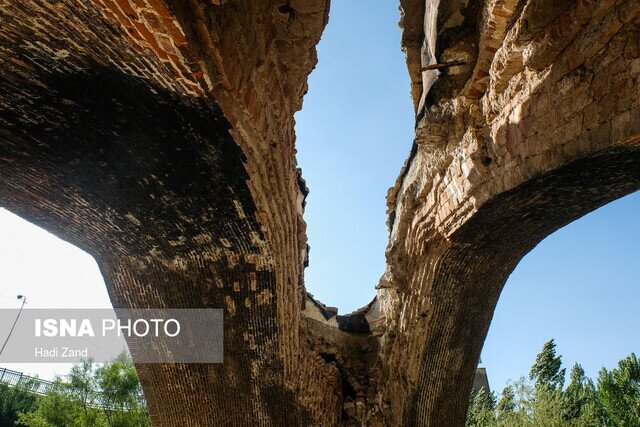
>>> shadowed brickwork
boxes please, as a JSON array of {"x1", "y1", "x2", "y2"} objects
[{"x1": 0, "y1": 0, "x2": 639, "y2": 425}]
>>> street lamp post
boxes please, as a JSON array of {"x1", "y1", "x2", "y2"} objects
[{"x1": 0, "y1": 294, "x2": 27, "y2": 357}]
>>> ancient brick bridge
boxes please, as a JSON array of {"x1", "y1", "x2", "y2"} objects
[{"x1": 1, "y1": 0, "x2": 639, "y2": 425}]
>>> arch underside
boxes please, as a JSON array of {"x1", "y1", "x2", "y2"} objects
[
  {"x1": 0, "y1": 64, "x2": 312, "y2": 424},
  {"x1": 0, "y1": 0, "x2": 639, "y2": 425},
  {"x1": 0, "y1": 1, "x2": 321, "y2": 424},
  {"x1": 407, "y1": 144, "x2": 640, "y2": 425}
]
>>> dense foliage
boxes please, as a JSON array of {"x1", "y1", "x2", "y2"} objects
[
  {"x1": 0, "y1": 380, "x2": 38, "y2": 427},
  {"x1": 467, "y1": 340, "x2": 640, "y2": 426},
  {"x1": 0, "y1": 353, "x2": 149, "y2": 427}
]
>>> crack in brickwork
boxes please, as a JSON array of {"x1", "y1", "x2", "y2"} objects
[{"x1": 1, "y1": 0, "x2": 640, "y2": 425}]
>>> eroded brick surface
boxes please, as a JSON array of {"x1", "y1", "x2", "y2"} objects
[
  {"x1": 1, "y1": 0, "x2": 639, "y2": 425},
  {"x1": 0, "y1": 0, "x2": 335, "y2": 425},
  {"x1": 378, "y1": 0, "x2": 640, "y2": 424}
]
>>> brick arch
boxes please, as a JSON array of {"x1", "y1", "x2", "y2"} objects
[
  {"x1": 0, "y1": 63, "x2": 311, "y2": 424},
  {"x1": 379, "y1": 0, "x2": 640, "y2": 423},
  {"x1": 401, "y1": 147, "x2": 640, "y2": 425},
  {"x1": 1, "y1": 0, "x2": 639, "y2": 425}
]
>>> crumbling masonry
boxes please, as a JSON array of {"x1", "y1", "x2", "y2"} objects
[{"x1": 1, "y1": 0, "x2": 639, "y2": 425}]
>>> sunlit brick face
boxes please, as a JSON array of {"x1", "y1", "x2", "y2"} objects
[{"x1": 0, "y1": 0, "x2": 638, "y2": 425}]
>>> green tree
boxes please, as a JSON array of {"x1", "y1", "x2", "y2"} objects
[
  {"x1": 565, "y1": 363, "x2": 589, "y2": 419},
  {"x1": 498, "y1": 379, "x2": 534, "y2": 426},
  {"x1": 531, "y1": 385, "x2": 564, "y2": 426},
  {"x1": 528, "y1": 340, "x2": 566, "y2": 426},
  {"x1": 95, "y1": 353, "x2": 149, "y2": 427},
  {"x1": 466, "y1": 387, "x2": 497, "y2": 427},
  {"x1": 530, "y1": 340, "x2": 566, "y2": 391},
  {"x1": 496, "y1": 385, "x2": 526, "y2": 426},
  {"x1": 496, "y1": 385, "x2": 516, "y2": 414},
  {"x1": 597, "y1": 353, "x2": 640, "y2": 426},
  {"x1": 0, "y1": 378, "x2": 39, "y2": 426},
  {"x1": 465, "y1": 342, "x2": 640, "y2": 427},
  {"x1": 17, "y1": 379, "x2": 87, "y2": 427},
  {"x1": 67, "y1": 360, "x2": 102, "y2": 425},
  {"x1": 563, "y1": 363, "x2": 600, "y2": 426},
  {"x1": 17, "y1": 355, "x2": 149, "y2": 427}
]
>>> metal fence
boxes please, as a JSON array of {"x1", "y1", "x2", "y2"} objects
[
  {"x1": 0, "y1": 367, "x2": 145, "y2": 412},
  {"x1": 0, "y1": 367, "x2": 53, "y2": 395}
]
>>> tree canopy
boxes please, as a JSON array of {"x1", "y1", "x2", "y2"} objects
[
  {"x1": 466, "y1": 340, "x2": 640, "y2": 427},
  {"x1": 0, "y1": 353, "x2": 149, "y2": 427}
]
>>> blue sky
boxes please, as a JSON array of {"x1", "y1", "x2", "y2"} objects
[
  {"x1": 484, "y1": 193, "x2": 640, "y2": 392},
  {"x1": 0, "y1": 0, "x2": 638, "y2": 395},
  {"x1": 295, "y1": 0, "x2": 414, "y2": 312}
]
